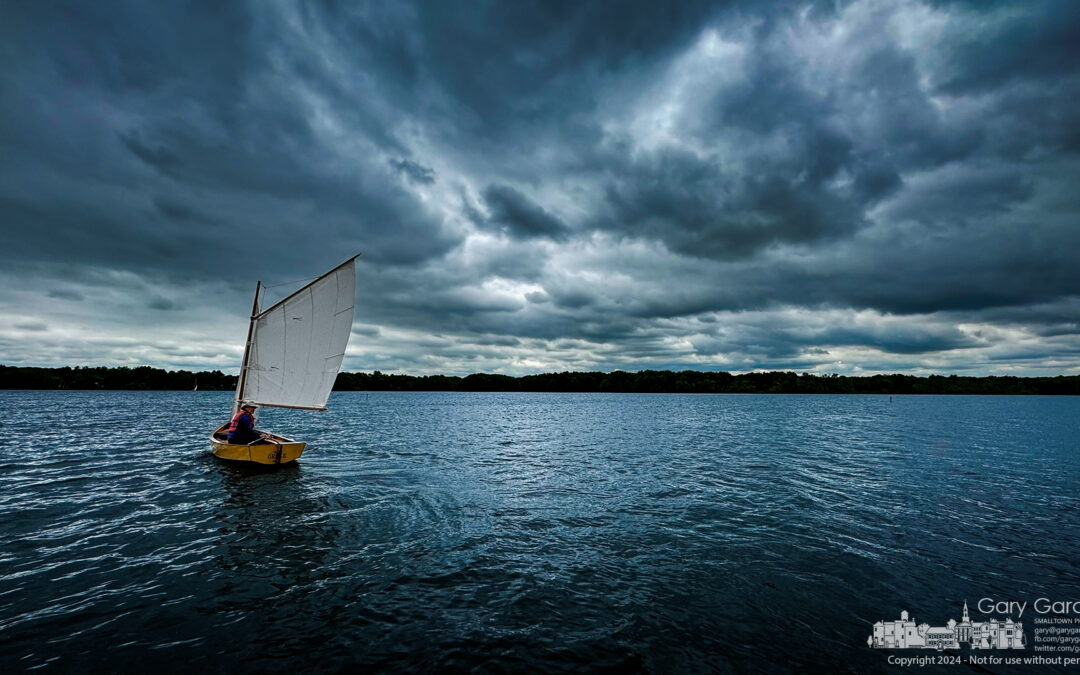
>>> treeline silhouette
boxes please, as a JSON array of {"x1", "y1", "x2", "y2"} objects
[
  {"x1": 335, "y1": 370, "x2": 1080, "y2": 395},
  {"x1": 0, "y1": 365, "x2": 234, "y2": 390},
  {"x1": 3, "y1": 365, "x2": 1077, "y2": 395}
]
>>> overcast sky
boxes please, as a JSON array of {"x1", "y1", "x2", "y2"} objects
[{"x1": 1, "y1": 0, "x2": 1078, "y2": 376}]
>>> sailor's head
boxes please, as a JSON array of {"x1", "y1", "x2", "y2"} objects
[{"x1": 241, "y1": 403, "x2": 257, "y2": 413}]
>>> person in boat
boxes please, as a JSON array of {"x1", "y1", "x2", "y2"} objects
[{"x1": 227, "y1": 403, "x2": 266, "y2": 445}]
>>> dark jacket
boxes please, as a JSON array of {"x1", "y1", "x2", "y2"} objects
[{"x1": 227, "y1": 410, "x2": 261, "y2": 444}]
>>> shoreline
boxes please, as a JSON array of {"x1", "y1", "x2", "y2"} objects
[{"x1": 2, "y1": 365, "x2": 1078, "y2": 395}]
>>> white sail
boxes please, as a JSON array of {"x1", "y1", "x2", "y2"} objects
[{"x1": 240, "y1": 257, "x2": 357, "y2": 410}]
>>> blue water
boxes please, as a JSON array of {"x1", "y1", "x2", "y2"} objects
[{"x1": 0, "y1": 391, "x2": 1078, "y2": 673}]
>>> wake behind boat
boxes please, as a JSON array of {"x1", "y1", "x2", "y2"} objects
[{"x1": 210, "y1": 255, "x2": 360, "y2": 465}]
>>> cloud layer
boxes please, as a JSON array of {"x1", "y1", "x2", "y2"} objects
[{"x1": 1, "y1": 0, "x2": 1078, "y2": 375}]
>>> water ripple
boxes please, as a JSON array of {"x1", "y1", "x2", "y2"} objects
[{"x1": 1, "y1": 391, "x2": 1078, "y2": 672}]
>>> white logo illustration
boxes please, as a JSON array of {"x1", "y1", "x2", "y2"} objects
[{"x1": 869, "y1": 601, "x2": 1025, "y2": 650}]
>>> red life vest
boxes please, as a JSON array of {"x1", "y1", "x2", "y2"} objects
[{"x1": 228, "y1": 410, "x2": 254, "y2": 433}]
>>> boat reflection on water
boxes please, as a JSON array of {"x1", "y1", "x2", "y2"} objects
[
  {"x1": 211, "y1": 461, "x2": 333, "y2": 569},
  {"x1": 202, "y1": 461, "x2": 359, "y2": 665}
]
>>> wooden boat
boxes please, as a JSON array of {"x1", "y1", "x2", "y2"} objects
[
  {"x1": 211, "y1": 255, "x2": 360, "y2": 465},
  {"x1": 210, "y1": 424, "x2": 307, "y2": 465}
]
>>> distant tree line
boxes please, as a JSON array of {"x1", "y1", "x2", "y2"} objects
[
  {"x1": 335, "y1": 369, "x2": 1080, "y2": 395},
  {"x1": 0, "y1": 365, "x2": 234, "y2": 390},
  {"x1": 2, "y1": 365, "x2": 1078, "y2": 395}
]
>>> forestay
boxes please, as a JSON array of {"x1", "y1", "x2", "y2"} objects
[{"x1": 241, "y1": 258, "x2": 357, "y2": 410}]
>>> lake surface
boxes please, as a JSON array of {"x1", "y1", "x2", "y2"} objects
[{"x1": 1, "y1": 391, "x2": 1078, "y2": 673}]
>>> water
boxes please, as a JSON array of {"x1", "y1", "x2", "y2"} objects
[{"x1": 1, "y1": 391, "x2": 1078, "y2": 673}]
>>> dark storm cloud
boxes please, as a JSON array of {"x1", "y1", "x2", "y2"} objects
[
  {"x1": 590, "y1": 14, "x2": 981, "y2": 262},
  {"x1": 372, "y1": 1, "x2": 719, "y2": 142},
  {"x1": 977, "y1": 299, "x2": 1080, "y2": 334},
  {"x1": 389, "y1": 158, "x2": 437, "y2": 185},
  {"x1": 0, "y1": 0, "x2": 457, "y2": 280},
  {"x1": 777, "y1": 214, "x2": 1080, "y2": 316},
  {"x1": 597, "y1": 145, "x2": 872, "y2": 260},
  {"x1": 929, "y1": 1, "x2": 1080, "y2": 95},
  {"x1": 147, "y1": 297, "x2": 178, "y2": 311},
  {"x1": 787, "y1": 322, "x2": 980, "y2": 356},
  {"x1": 877, "y1": 166, "x2": 1033, "y2": 226},
  {"x1": 1, "y1": 0, "x2": 1078, "y2": 374},
  {"x1": 153, "y1": 197, "x2": 217, "y2": 225},
  {"x1": 481, "y1": 184, "x2": 571, "y2": 241},
  {"x1": 47, "y1": 290, "x2": 84, "y2": 302}
]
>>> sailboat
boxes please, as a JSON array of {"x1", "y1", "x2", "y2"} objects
[{"x1": 210, "y1": 255, "x2": 359, "y2": 465}]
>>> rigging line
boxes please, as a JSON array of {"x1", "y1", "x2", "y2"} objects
[
  {"x1": 260, "y1": 273, "x2": 320, "y2": 308},
  {"x1": 263, "y1": 274, "x2": 319, "y2": 290}
]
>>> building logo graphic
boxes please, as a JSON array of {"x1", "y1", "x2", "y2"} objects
[{"x1": 869, "y1": 602, "x2": 1025, "y2": 650}]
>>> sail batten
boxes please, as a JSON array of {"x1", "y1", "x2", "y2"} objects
[{"x1": 239, "y1": 257, "x2": 358, "y2": 410}]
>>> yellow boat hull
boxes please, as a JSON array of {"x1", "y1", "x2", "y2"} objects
[{"x1": 210, "y1": 424, "x2": 307, "y2": 465}]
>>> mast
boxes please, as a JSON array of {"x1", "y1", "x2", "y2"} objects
[{"x1": 231, "y1": 280, "x2": 261, "y2": 416}]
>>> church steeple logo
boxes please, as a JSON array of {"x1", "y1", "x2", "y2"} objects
[{"x1": 869, "y1": 602, "x2": 1024, "y2": 650}]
